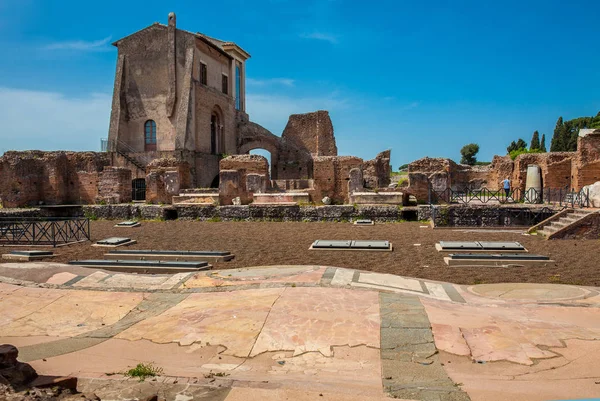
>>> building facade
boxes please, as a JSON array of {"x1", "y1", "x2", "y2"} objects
[{"x1": 107, "y1": 12, "x2": 250, "y2": 187}]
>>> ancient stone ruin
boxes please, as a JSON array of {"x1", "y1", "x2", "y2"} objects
[{"x1": 406, "y1": 129, "x2": 600, "y2": 201}]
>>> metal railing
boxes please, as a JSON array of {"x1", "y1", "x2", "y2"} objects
[
  {"x1": 431, "y1": 206, "x2": 557, "y2": 227},
  {"x1": 0, "y1": 218, "x2": 90, "y2": 247},
  {"x1": 106, "y1": 138, "x2": 153, "y2": 169},
  {"x1": 428, "y1": 186, "x2": 590, "y2": 208}
]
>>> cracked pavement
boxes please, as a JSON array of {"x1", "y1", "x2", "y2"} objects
[{"x1": 0, "y1": 263, "x2": 599, "y2": 401}]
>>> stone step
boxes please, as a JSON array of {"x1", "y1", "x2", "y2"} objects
[
  {"x1": 539, "y1": 227, "x2": 557, "y2": 236},
  {"x1": 572, "y1": 209, "x2": 593, "y2": 216},
  {"x1": 550, "y1": 221, "x2": 567, "y2": 229}
]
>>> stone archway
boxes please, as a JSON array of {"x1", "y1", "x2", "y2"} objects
[{"x1": 240, "y1": 141, "x2": 279, "y2": 180}]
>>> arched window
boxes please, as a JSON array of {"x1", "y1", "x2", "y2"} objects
[
  {"x1": 144, "y1": 120, "x2": 157, "y2": 151},
  {"x1": 210, "y1": 108, "x2": 224, "y2": 155}
]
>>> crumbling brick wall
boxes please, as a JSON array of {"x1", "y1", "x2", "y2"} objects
[
  {"x1": 488, "y1": 156, "x2": 514, "y2": 190},
  {"x1": 406, "y1": 158, "x2": 456, "y2": 201},
  {"x1": 313, "y1": 156, "x2": 363, "y2": 204},
  {"x1": 512, "y1": 152, "x2": 573, "y2": 191},
  {"x1": 97, "y1": 167, "x2": 132, "y2": 204},
  {"x1": 145, "y1": 158, "x2": 191, "y2": 204},
  {"x1": 0, "y1": 151, "x2": 110, "y2": 208},
  {"x1": 573, "y1": 131, "x2": 600, "y2": 190},
  {"x1": 219, "y1": 154, "x2": 269, "y2": 205},
  {"x1": 281, "y1": 110, "x2": 337, "y2": 157},
  {"x1": 363, "y1": 150, "x2": 391, "y2": 189}
]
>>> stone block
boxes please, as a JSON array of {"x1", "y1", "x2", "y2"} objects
[
  {"x1": 356, "y1": 205, "x2": 399, "y2": 221},
  {"x1": 249, "y1": 204, "x2": 300, "y2": 220},
  {"x1": 246, "y1": 173, "x2": 267, "y2": 194},
  {"x1": 139, "y1": 205, "x2": 164, "y2": 220},
  {"x1": 219, "y1": 205, "x2": 250, "y2": 220},
  {"x1": 348, "y1": 168, "x2": 363, "y2": 193},
  {"x1": 316, "y1": 205, "x2": 356, "y2": 220}
]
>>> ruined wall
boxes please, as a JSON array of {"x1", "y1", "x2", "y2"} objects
[
  {"x1": 406, "y1": 158, "x2": 456, "y2": 201},
  {"x1": 237, "y1": 117, "x2": 314, "y2": 180},
  {"x1": 219, "y1": 154, "x2": 269, "y2": 205},
  {"x1": 313, "y1": 156, "x2": 363, "y2": 204},
  {"x1": 145, "y1": 158, "x2": 191, "y2": 204},
  {"x1": 363, "y1": 150, "x2": 391, "y2": 189},
  {"x1": 405, "y1": 150, "x2": 583, "y2": 202},
  {"x1": 488, "y1": 156, "x2": 514, "y2": 190},
  {"x1": 97, "y1": 167, "x2": 132, "y2": 204},
  {"x1": 281, "y1": 111, "x2": 337, "y2": 157},
  {"x1": 512, "y1": 152, "x2": 573, "y2": 191},
  {"x1": 0, "y1": 151, "x2": 110, "y2": 208},
  {"x1": 573, "y1": 131, "x2": 600, "y2": 190}
]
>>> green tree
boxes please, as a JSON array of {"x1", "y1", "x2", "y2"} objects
[
  {"x1": 515, "y1": 138, "x2": 527, "y2": 150},
  {"x1": 460, "y1": 143, "x2": 480, "y2": 165},
  {"x1": 540, "y1": 134, "x2": 547, "y2": 152},
  {"x1": 506, "y1": 141, "x2": 518, "y2": 153},
  {"x1": 551, "y1": 117, "x2": 565, "y2": 151},
  {"x1": 530, "y1": 131, "x2": 540, "y2": 150}
]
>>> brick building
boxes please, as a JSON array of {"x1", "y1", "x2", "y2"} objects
[{"x1": 107, "y1": 12, "x2": 250, "y2": 188}]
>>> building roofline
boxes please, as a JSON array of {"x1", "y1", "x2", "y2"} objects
[{"x1": 112, "y1": 23, "x2": 250, "y2": 60}]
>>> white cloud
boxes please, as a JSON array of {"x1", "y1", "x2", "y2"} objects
[
  {"x1": 299, "y1": 32, "x2": 339, "y2": 44},
  {"x1": 42, "y1": 36, "x2": 112, "y2": 51},
  {"x1": 246, "y1": 92, "x2": 349, "y2": 135},
  {"x1": 247, "y1": 78, "x2": 296, "y2": 87},
  {"x1": 0, "y1": 87, "x2": 111, "y2": 155}
]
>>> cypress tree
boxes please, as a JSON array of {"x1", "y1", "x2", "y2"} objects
[
  {"x1": 540, "y1": 134, "x2": 547, "y2": 152},
  {"x1": 530, "y1": 131, "x2": 540, "y2": 150},
  {"x1": 516, "y1": 138, "x2": 527, "y2": 150},
  {"x1": 551, "y1": 116, "x2": 564, "y2": 151}
]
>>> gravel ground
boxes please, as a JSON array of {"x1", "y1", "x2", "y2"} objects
[{"x1": 2, "y1": 220, "x2": 599, "y2": 286}]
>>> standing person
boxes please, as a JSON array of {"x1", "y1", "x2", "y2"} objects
[{"x1": 502, "y1": 177, "x2": 511, "y2": 200}]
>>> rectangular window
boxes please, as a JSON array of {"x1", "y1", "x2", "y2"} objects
[
  {"x1": 200, "y1": 63, "x2": 207, "y2": 85},
  {"x1": 222, "y1": 74, "x2": 228, "y2": 94},
  {"x1": 235, "y1": 65, "x2": 241, "y2": 110}
]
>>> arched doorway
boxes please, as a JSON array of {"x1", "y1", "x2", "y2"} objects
[
  {"x1": 132, "y1": 178, "x2": 146, "y2": 201},
  {"x1": 249, "y1": 148, "x2": 272, "y2": 178},
  {"x1": 239, "y1": 142, "x2": 278, "y2": 180}
]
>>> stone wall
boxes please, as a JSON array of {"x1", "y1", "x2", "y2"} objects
[
  {"x1": 97, "y1": 167, "x2": 132, "y2": 204},
  {"x1": 219, "y1": 154, "x2": 269, "y2": 205},
  {"x1": 281, "y1": 110, "x2": 337, "y2": 157},
  {"x1": 573, "y1": 130, "x2": 600, "y2": 190},
  {"x1": 313, "y1": 156, "x2": 363, "y2": 204},
  {"x1": 145, "y1": 158, "x2": 191, "y2": 204},
  {"x1": 363, "y1": 150, "x2": 391, "y2": 189},
  {"x1": 512, "y1": 152, "x2": 573, "y2": 191},
  {"x1": 0, "y1": 151, "x2": 110, "y2": 208},
  {"x1": 406, "y1": 148, "x2": 590, "y2": 203},
  {"x1": 81, "y1": 203, "x2": 416, "y2": 222}
]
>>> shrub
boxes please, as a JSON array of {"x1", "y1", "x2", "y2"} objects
[
  {"x1": 509, "y1": 148, "x2": 543, "y2": 160},
  {"x1": 124, "y1": 363, "x2": 163, "y2": 381}
]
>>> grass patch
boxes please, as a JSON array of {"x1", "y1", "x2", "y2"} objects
[
  {"x1": 123, "y1": 363, "x2": 163, "y2": 381},
  {"x1": 207, "y1": 216, "x2": 222, "y2": 222}
]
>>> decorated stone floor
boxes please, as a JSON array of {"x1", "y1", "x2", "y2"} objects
[{"x1": 0, "y1": 263, "x2": 599, "y2": 401}]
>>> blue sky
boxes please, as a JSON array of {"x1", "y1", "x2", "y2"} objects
[{"x1": 1, "y1": 0, "x2": 599, "y2": 168}]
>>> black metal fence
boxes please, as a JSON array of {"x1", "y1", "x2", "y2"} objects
[
  {"x1": 0, "y1": 218, "x2": 90, "y2": 247},
  {"x1": 431, "y1": 206, "x2": 557, "y2": 227},
  {"x1": 428, "y1": 186, "x2": 590, "y2": 208}
]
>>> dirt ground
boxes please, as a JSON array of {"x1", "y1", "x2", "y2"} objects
[{"x1": 3, "y1": 220, "x2": 600, "y2": 286}]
